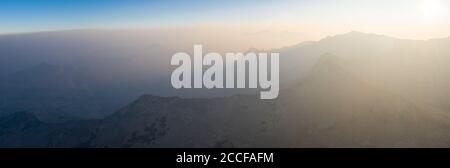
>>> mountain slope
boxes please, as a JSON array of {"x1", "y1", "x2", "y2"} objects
[
  {"x1": 274, "y1": 54, "x2": 450, "y2": 147},
  {"x1": 0, "y1": 111, "x2": 99, "y2": 147},
  {"x1": 87, "y1": 54, "x2": 450, "y2": 147},
  {"x1": 91, "y1": 94, "x2": 278, "y2": 147}
]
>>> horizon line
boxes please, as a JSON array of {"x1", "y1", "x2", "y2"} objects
[{"x1": 2, "y1": 28, "x2": 449, "y2": 42}]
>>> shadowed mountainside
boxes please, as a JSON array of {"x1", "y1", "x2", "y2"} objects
[{"x1": 1, "y1": 54, "x2": 449, "y2": 147}]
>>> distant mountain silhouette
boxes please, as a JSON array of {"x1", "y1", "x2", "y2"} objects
[{"x1": 278, "y1": 31, "x2": 450, "y2": 113}]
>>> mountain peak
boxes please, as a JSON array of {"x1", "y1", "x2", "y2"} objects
[
  {"x1": 301, "y1": 53, "x2": 360, "y2": 88},
  {"x1": 125, "y1": 95, "x2": 182, "y2": 110}
]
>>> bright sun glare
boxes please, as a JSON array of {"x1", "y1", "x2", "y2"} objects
[{"x1": 420, "y1": 0, "x2": 443, "y2": 19}]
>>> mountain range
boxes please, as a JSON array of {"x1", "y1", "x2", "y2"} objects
[{"x1": 0, "y1": 31, "x2": 449, "y2": 147}]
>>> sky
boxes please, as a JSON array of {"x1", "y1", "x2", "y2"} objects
[
  {"x1": 0, "y1": 0, "x2": 279, "y2": 32},
  {"x1": 1, "y1": 0, "x2": 450, "y2": 49}
]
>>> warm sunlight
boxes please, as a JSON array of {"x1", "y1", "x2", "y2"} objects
[{"x1": 420, "y1": 0, "x2": 443, "y2": 19}]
